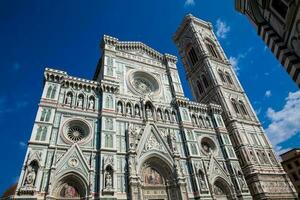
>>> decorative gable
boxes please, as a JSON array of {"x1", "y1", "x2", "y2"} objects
[{"x1": 54, "y1": 144, "x2": 90, "y2": 179}]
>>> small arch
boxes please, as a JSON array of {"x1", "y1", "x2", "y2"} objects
[
  {"x1": 88, "y1": 96, "x2": 95, "y2": 110},
  {"x1": 165, "y1": 110, "x2": 170, "y2": 122},
  {"x1": 117, "y1": 100, "x2": 124, "y2": 114},
  {"x1": 191, "y1": 114, "x2": 198, "y2": 126},
  {"x1": 65, "y1": 92, "x2": 73, "y2": 105},
  {"x1": 77, "y1": 94, "x2": 84, "y2": 108},
  {"x1": 126, "y1": 102, "x2": 132, "y2": 116},
  {"x1": 171, "y1": 111, "x2": 177, "y2": 122},
  {"x1": 145, "y1": 101, "x2": 154, "y2": 119},
  {"x1": 134, "y1": 104, "x2": 140, "y2": 116},
  {"x1": 157, "y1": 108, "x2": 163, "y2": 121}
]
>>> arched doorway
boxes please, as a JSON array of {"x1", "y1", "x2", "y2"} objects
[
  {"x1": 53, "y1": 173, "x2": 87, "y2": 200},
  {"x1": 139, "y1": 157, "x2": 179, "y2": 200},
  {"x1": 213, "y1": 178, "x2": 232, "y2": 200}
]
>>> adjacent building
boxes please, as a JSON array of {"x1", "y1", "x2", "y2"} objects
[
  {"x1": 235, "y1": 0, "x2": 300, "y2": 87},
  {"x1": 12, "y1": 15, "x2": 297, "y2": 200},
  {"x1": 281, "y1": 148, "x2": 300, "y2": 198}
]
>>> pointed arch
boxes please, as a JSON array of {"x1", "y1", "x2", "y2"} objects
[{"x1": 201, "y1": 74, "x2": 209, "y2": 88}]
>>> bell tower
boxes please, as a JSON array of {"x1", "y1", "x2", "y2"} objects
[{"x1": 173, "y1": 14, "x2": 297, "y2": 199}]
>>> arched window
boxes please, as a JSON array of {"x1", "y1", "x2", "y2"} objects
[
  {"x1": 134, "y1": 104, "x2": 140, "y2": 116},
  {"x1": 51, "y1": 86, "x2": 56, "y2": 99},
  {"x1": 40, "y1": 109, "x2": 47, "y2": 121},
  {"x1": 41, "y1": 127, "x2": 47, "y2": 141},
  {"x1": 231, "y1": 99, "x2": 240, "y2": 114},
  {"x1": 199, "y1": 115, "x2": 205, "y2": 127},
  {"x1": 201, "y1": 75, "x2": 209, "y2": 88},
  {"x1": 196, "y1": 80, "x2": 204, "y2": 94},
  {"x1": 239, "y1": 101, "x2": 248, "y2": 116},
  {"x1": 191, "y1": 115, "x2": 197, "y2": 126},
  {"x1": 182, "y1": 109, "x2": 189, "y2": 121},
  {"x1": 187, "y1": 47, "x2": 199, "y2": 66},
  {"x1": 218, "y1": 70, "x2": 226, "y2": 83},
  {"x1": 46, "y1": 86, "x2": 52, "y2": 98},
  {"x1": 172, "y1": 111, "x2": 177, "y2": 122},
  {"x1": 225, "y1": 72, "x2": 233, "y2": 85},
  {"x1": 35, "y1": 127, "x2": 43, "y2": 141},
  {"x1": 205, "y1": 41, "x2": 220, "y2": 59},
  {"x1": 45, "y1": 109, "x2": 51, "y2": 122}
]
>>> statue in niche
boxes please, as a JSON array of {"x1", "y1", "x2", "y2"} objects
[
  {"x1": 236, "y1": 169, "x2": 246, "y2": 188},
  {"x1": 198, "y1": 171, "x2": 207, "y2": 189},
  {"x1": 25, "y1": 166, "x2": 36, "y2": 186},
  {"x1": 77, "y1": 96, "x2": 83, "y2": 107},
  {"x1": 157, "y1": 110, "x2": 162, "y2": 120},
  {"x1": 117, "y1": 103, "x2": 123, "y2": 113},
  {"x1": 126, "y1": 104, "x2": 132, "y2": 115},
  {"x1": 128, "y1": 157, "x2": 136, "y2": 174},
  {"x1": 146, "y1": 105, "x2": 153, "y2": 119},
  {"x1": 88, "y1": 98, "x2": 95, "y2": 109},
  {"x1": 134, "y1": 106, "x2": 140, "y2": 116},
  {"x1": 105, "y1": 172, "x2": 113, "y2": 189},
  {"x1": 66, "y1": 93, "x2": 72, "y2": 104}
]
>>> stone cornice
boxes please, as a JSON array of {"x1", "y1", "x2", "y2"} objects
[
  {"x1": 101, "y1": 35, "x2": 178, "y2": 64},
  {"x1": 173, "y1": 13, "x2": 212, "y2": 42}
]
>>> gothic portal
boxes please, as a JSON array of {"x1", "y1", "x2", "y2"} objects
[{"x1": 13, "y1": 14, "x2": 297, "y2": 200}]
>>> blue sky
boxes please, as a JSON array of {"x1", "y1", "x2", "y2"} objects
[{"x1": 0, "y1": 0, "x2": 299, "y2": 194}]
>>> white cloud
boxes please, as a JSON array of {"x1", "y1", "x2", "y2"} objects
[
  {"x1": 216, "y1": 19, "x2": 230, "y2": 39},
  {"x1": 265, "y1": 91, "x2": 300, "y2": 154},
  {"x1": 184, "y1": 0, "x2": 195, "y2": 6},
  {"x1": 229, "y1": 56, "x2": 239, "y2": 73},
  {"x1": 265, "y1": 90, "x2": 272, "y2": 98},
  {"x1": 229, "y1": 47, "x2": 253, "y2": 74},
  {"x1": 19, "y1": 141, "x2": 26, "y2": 148}
]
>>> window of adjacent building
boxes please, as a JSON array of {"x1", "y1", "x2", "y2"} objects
[
  {"x1": 188, "y1": 47, "x2": 199, "y2": 66},
  {"x1": 271, "y1": 0, "x2": 288, "y2": 19},
  {"x1": 40, "y1": 108, "x2": 51, "y2": 122},
  {"x1": 104, "y1": 133, "x2": 113, "y2": 148},
  {"x1": 46, "y1": 85, "x2": 56, "y2": 99},
  {"x1": 287, "y1": 163, "x2": 293, "y2": 170},
  {"x1": 205, "y1": 41, "x2": 219, "y2": 59},
  {"x1": 295, "y1": 160, "x2": 300, "y2": 167},
  {"x1": 35, "y1": 126, "x2": 47, "y2": 141}
]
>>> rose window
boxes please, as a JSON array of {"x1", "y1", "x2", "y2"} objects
[
  {"x1": 201, "y1": 137, "x2": 216, "y2": 154},
  {"x1": 67, "y1": 126, "x2": 86, "y2": 142},
  {"x1": 62, "y1": 119, "x2": 91, "y2": 144},
  {"x1": 127, "y1": 70, "x2": 161, "y2": 96}
]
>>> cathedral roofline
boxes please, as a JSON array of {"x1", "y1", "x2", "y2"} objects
[
  {"x1": 101, "y1": 35, "x2": 178, "y2": 63},
  {"x1": 173, "y1": 14, "x2": 213, "y2": 42},
  {"x1": 44, "y1": 68, "x2": 100, "y2": 89}
]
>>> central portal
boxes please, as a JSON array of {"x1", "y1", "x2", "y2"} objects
[
  {"x1": 139, "y1": 156, "x2": 180, "y2": 200},
  {"x1": 142, "y1": 166, "x2": 168, "y2": 200}
]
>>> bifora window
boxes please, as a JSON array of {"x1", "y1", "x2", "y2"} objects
[
  {"x1": 205, "y1": 41, "x2": 219, "y2": 59},
  {"x1": 188, "y1": 47, "x2": 199, "y2": 66}
]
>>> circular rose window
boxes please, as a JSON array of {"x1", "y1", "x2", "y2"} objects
[
  {"x1": 127, "y1": 70, "x2": 161, "y2": 96},
  {"x1": 62, "y1": 119, "x2": 91, "y2": 144},
  {"x1": 201, "y1": 137, "x2": 216, "y2": 154}
]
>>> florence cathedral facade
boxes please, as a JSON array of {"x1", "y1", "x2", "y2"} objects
[{"x1": 13, "y1": 15, "x2": 297, "y2": 200}]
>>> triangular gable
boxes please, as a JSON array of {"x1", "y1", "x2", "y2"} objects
[
  {"x1": 54, "y1": 144, "x2": 90, "y2": 179},
  {"x1": 207, "y1": 156, "x2": 230, "y2": 183},
  {"x1": 136, "y1": 123, "x2": 173, "y2": 159}
]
